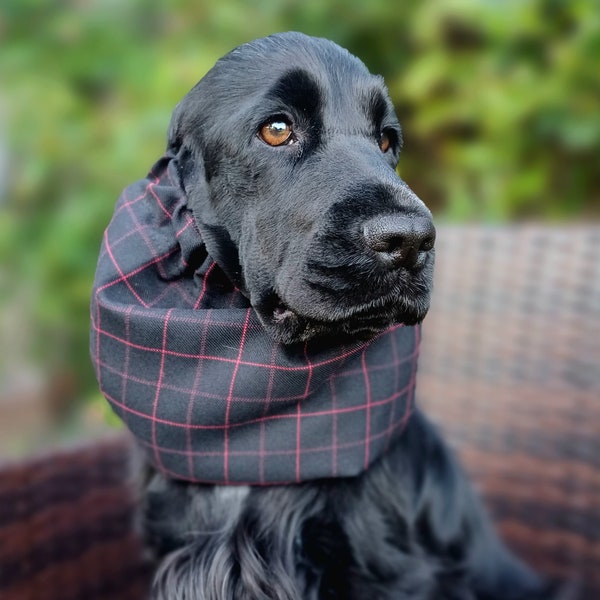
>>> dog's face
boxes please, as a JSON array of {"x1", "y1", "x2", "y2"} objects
[{"x1": 170, "y1": 32, "x2": 435, "y2": 344}]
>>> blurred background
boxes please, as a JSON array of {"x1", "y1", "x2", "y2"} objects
[{"x1": 1, "y1": 0, "x2": 599, "y2": 458}]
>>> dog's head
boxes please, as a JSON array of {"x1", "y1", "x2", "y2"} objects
[{"x1": 169, "y1": 32, "x2": 435, "y2": 344}]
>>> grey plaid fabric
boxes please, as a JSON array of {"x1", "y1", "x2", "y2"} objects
[{"x1": 90, "y1": 150, "x2": 421, "y2": 485}]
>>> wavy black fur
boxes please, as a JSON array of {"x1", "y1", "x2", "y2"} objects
[{"x1": 144, "y1": 412, "x2": 566, "y2": 599}]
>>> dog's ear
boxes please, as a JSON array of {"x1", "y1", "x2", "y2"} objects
[
  {"x1": 166, "y1": 91, "x2": 210, "y2": 212},
  {"x1": 167, "y1": 87, "x2": 211, "y2": 197},
  {"x1": 168, "y1": 98, "x2": 247, "y2": 293},
  {"x1": 167, "y1": 86, "x2": 206, "y2": 153},
  {"x1": 167, "y1": 102, "x2": 183, "y2": 152}
]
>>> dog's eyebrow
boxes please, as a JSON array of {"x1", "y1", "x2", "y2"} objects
[
  {"x1": 269, "y1": 69, "x2": 323, "y2": 118},
  {"x1": 363, "y1": 87, "x2": 390, "y2": 128}
]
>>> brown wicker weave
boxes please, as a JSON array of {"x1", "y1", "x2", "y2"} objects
[
  {"x1": 418, "y1": 226, "x2": 600, "y2": 599},
  {"x1": 0, "y1": 226, "x2": 598, "y2": 599}
]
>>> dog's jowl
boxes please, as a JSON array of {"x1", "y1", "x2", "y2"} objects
[{"x1": 91, "y1": 32, "x2": 568, "y2": 599}]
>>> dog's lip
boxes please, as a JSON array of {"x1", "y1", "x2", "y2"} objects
[
  {"x1": 260, "y1": 288, "x2": 425, "y2": 327},
  {"x1": 251, "y1": 287, "x2": 429, "y2": 344}
]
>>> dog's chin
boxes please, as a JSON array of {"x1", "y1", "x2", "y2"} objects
[{"x1": 254, "y1": 295, "x2": 429, "y2": 345}]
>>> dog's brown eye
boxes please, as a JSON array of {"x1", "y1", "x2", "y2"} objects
[
  {"x1": 259, "y1": 120, "x2": 293, "y2": 146},
  {"x1": 379, "y1": 131, "x2": 391, "y2": 153}
]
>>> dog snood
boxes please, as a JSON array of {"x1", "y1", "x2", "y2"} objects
[{"x1": 90, "y1": 150, "x2": 421, "y2": 485}]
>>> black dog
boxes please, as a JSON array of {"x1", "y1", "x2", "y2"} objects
[{"x1": 138, "y1": 32, "x2": 563, "y2": 599}]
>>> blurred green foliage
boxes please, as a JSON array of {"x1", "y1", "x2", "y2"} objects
[{"x1": 1, "y1": 0, "x2": 599, "y2": 408}]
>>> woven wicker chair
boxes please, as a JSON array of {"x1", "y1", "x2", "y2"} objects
[{"x1": 1, "y1": 226, "x2": 598, "y2": 599}]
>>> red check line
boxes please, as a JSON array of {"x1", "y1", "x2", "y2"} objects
[
  {"x1": 137, "y1": 406, "x2": 414, "y2": 486},
  {"x1": 96, "y1": 357, "x2": 323, "y2": 404},
  {"x1": 92, "y1": 321, "x2": 373, "y2": 372},
  {"x1": 194, "y1": 261, "x2": 217, "y2": 309},
  {"x1": 138, "y1": 417, "x2": 403, "y2": 458},
  {"x1": 186, "y1": 308, "x2": 212, "y2": 477},
  {"x1": 102, "y1": 229, "x2": 151, "y2": 308},
  {"x1": 385, "y1": 327, "x2": 400, "y2": 452},
  {"x1": 149, "y1": 181, "x2": 174, "y2": 219},
  {"x1": 223, "y1": 307, "x2": 251, "y2": 482},
  {"x1": 329, "y1": 376, "x2": 338, "y2": 476},
  {"x1": 361, "y1": 348, "x2": 372, "y2": 469},
  {"x1": 112, "y1": 175, "x2": 159, "y2": 219},
  {"x1": 176, "y1": 214, "x2": 195, "y2": 238},
  {"x1": 259, "y1": 343, "x2": 279, "y2": 485},
  {"x1": 123, "y1": 190, "x2": 170, "y2": 281},
  {"x1": 96, "y1": 242, "x2": 177, "y2": 298},
  {"x1": 404, "y1": 324, "x2": 421, "y2": 422},
  {"x1": 102, "y1": 381, "x2": 410, "y2": 430},
  {"x1": 120, "y1": 305, "x2": 134, "y2": 430},
  {"x1": 97, "y1": 224, "x2": 143, "y2": 262},
  {"x1": 296, "y1": 343, "x2": 314, "y2": 482},
  {"x1": 151, "y1": 308, "x2": 174, "y2": 472}
]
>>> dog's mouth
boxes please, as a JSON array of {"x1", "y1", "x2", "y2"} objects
[{"x1": 254, "y1": 286, "x2": 430, "y2": 345}]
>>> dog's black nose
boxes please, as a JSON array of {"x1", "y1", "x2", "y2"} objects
[{"x1": 363, "y1": 214, "x2": 436, "y2": 269}]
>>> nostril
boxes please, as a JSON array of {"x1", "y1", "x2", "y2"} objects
[
  {"x1": 419, "y1": 234, "x2": 435, "y2": 253},
  {"x1": 367, "y1": 234, "x2": 403, "y2": 254}
]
